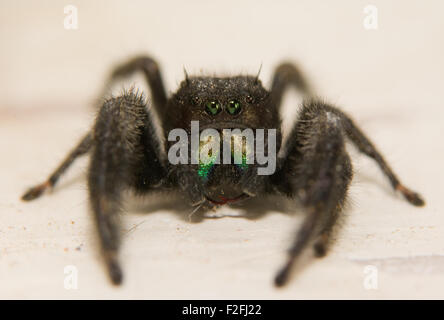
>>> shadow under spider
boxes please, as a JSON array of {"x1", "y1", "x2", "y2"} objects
[{"x1": 125, "y1": 191, "x2": 302, "y2": 224}]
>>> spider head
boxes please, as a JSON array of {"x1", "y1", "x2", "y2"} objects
[
  {"x1": 165, "y1": 75, "x2": 282, "y2": 190},
  {"x1": 166, "y1": 75, "x2": 279, "y2": 133}
]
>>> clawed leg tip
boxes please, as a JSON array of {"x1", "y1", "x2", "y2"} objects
[
  {"x1": 397, "y1": 185, "x2": 425, "y2": 207},
  {"x1": 21, "y1": 192, "x2": 35, "y2": 201},
  {"x1": 274, "y1": 264, "x2": 291, "y2": 288},
  {"x1": 111, "y1": 274, "x2": 123, "y2": 285},
  {"x1": 109, "y1": 263, "x2": 123, "y2": 285},
  {"x1": 21, "y1": 182, "x2": 51, "y2": 202},
  {"x1": 274, "y1": 271, "x2": 288, "y2": 288},
  {"x1": 408, "y1": 194, "x2": 425, "y2": 207},
  {"x1": 21, "y1": 189, "x2": 43, "y2": 201}
]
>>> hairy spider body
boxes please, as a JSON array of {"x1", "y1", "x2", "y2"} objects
[{"x1": 22, "y1": 56, "x2": 424, "y2": 286}]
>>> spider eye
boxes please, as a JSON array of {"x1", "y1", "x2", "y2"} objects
[
  {"x1": 191, "y1": 96, "x2": 200, "y2": 105},
  {"x1": 227, "y1": 99, "x2": 242, "y2": 115},
  {"x1": 205, "y1": 100, "x2": 222, "y2": 115},
  {"x1": 246, "y1": 95, "x2": 254, "y2": 103}
]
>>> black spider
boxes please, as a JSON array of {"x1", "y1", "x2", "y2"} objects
[{"x1": 21, "y1": 55, "x2": 425, "y2": 287}]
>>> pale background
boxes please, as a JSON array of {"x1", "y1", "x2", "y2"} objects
[{"x1": 0, "y1": 0, "x2": 443, "y2": 299}]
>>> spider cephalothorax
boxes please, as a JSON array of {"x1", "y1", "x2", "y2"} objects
[
  {"x1": 165, "y1": 75, "x2": 282, "y2": 204},
  {"x1": 166, "y1": 76, "x2": 276, "y2": 131},
  {"x1": 22, "y1": 55, "x2": 425, "y2": 286}
]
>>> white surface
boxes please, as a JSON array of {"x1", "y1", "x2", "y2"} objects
[{"x1": 0, "y1": 0, "x2": 443, "y2": 299}]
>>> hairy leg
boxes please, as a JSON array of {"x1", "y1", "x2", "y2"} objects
[
  {"x1": 312, "y1": 154, "x2": 352, "y2": 257},
  {"x1": 100, "y1": 55, "x2": 168, "y2": 121},
  {"x1": 22, "y1": 55, "x2": 168, "y2": 202},
  {"x1": 21, "y1": 133, "x2": 92, "y2": 201},
  {"x1": 338, "y1": 110, "x2": 424, "y2": 206},
  {"x1": 273, "y1": 104, "x2": 351, "y2": 286},
  {"x1": 89, "y1": 91, "x2": 166, "y2": 284},
  {"x1": 283, "y1": 100, "x2": 425, "y2": 207},
  {"x1": 270, "y1": 62, "x2": 313, "y2": 111}
]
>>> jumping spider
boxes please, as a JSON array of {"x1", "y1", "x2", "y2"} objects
[{"x1": 22, "y1": 55, "x2": 425, "y2": 286}]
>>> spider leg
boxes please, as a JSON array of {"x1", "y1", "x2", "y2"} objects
[
  {"x1": 273, "y1": 99, "x2": 425, "y2": 286},
  {"x1": 272, "y1": 102, "x2": 352, "y2": 286},
  {"x1": 270, "y1": 62, "x2": 314, "y2": 111},
  {"x1": 312, "y1": 153, "x2": 352, "y2": 258},
  {"x1": 279, "y1": 100, "x2": 424, "y2": 206},
  {"x1": 89, "y1": 92, "x2": 167, "y2": 285},
  {"x1": 21, "y1": 133, "x2": 93, "y2": 201},
  {"x1": 100, "y1": 55, "x2": 168, "y2": 121},
  {"x1": 344, "y1": 115, "x2": 424, "y2": 206},
  {"x1": 315, "y1": 102, "x2": 424, "y2": 206}
]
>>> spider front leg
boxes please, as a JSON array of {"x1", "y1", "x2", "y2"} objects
[
  {"x1": 100, "y1": 55, "x2": 168, "y2": 121},
  {"x1": 270, "y1": 62, "x2": 314, "y2": 110},
  {"x1": 21, "y1": 133, "x2": 93, "y2": 201},
  {"x1": 272, "y1": 105, "x2": 352, "y2": 286},
  {"x1": 306, "y1": 102, "x2": 425, "y2": 206},
  {"x1": 89, "y1": 92, "x2": 166, "y2": 284},
  {"x1": 272, "y1": 100, "x2": 425, "y2": 286},
  {"x1": 336, "y1": 108, "x2": 425, "y2": 206}
]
